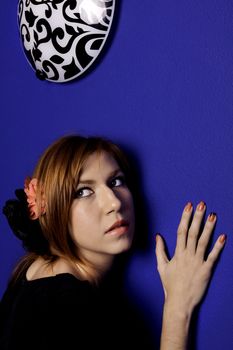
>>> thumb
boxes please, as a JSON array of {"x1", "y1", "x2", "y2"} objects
[{"x1": 155, "y1": 234, "x2": 169, "y2": 269}]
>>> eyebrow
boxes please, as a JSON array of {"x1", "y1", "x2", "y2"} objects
[{"x1": 78, "y1": 169, "x2": 123, "y2": 185}]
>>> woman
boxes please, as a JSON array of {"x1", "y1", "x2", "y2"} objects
[{"x1": 0, "y1": 135, "x2": 226, "y2": 349}]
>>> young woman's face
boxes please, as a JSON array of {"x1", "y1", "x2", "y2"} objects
[{"x1": 69, "y1": 151, "x2": 135, "y2": 265}]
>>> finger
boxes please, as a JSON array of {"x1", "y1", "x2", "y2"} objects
[
  {"x1": 196, "y1": 213, "x2": 217, "y2": 259},
  {"x1": 175, "y1": 202, "x2": 193, "y2": 254},
  {"x1": 186, "y1": 201, "x2": 206, "y2": 254},
  {"x1": 206, "y1": 234, "x2": 226, "y2": 268},
  {"x1": 155, "y1": 234, "x2": 169, "y2": 271}
]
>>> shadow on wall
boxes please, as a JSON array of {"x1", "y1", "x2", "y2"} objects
[{"x1": 118, "y1": 144, "x2": 227, "y2": 350}]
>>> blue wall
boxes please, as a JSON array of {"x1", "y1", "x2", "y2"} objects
[{"x1": 1, "y1": 1, "x2": 233, "y2": 348}]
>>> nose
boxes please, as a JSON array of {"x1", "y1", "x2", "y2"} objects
[{"x1": 98, "y1": 185, "x2": 122, "y2": 214}]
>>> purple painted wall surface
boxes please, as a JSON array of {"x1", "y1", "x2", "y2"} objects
[{"x1": 1, "y1": 1, "x2": 233, "y2": 348}]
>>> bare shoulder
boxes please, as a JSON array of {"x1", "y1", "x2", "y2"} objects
[{"x1": 26, "y1": 257, "x2": 77, "y2": 281}]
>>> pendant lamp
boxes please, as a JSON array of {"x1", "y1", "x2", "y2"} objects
[{"x1": 18, "y1": 0, "x2": 116, "y2": 82}]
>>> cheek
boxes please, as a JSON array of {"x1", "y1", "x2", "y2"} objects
[
  {"x1": 126, "y1": 190, "x2": 134, "y2": 209},
  {"x1": 69, "y1": 203, "x2": 99, "y2": 239},
  {"x1": 123, "y1": 191, "x2": 135, "y2": 219}
]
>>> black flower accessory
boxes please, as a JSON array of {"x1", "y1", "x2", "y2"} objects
[{"x1": 2, "y1": 189, "x2": 49, "y2": 254}]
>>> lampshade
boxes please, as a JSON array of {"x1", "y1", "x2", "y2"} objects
[{"x1": 18, "y1": 0, "x2": 116, "y2": 83}]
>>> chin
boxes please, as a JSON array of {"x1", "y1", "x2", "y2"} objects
[{"x1": 112, "y1": 237, "x2": 133, "y2": 255}]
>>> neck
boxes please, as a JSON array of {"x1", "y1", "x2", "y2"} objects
[
  {"x1": 76, "y1": 252, "x2": 115, "y2": 285},
  {"x1": 46, "y1": 247, "x2": 116, "y2": 285}
]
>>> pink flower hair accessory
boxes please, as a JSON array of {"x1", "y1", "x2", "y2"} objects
[{"x1": 24, "y1": 177, "x2": 46, "y2": 220}]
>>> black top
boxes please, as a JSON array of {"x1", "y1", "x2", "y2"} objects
[{"x1": 0, "y1": 273, "x2": 155, "y2": 349}]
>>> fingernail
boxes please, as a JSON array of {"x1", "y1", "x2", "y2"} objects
[
  {"x1": 208, "y1": 212, "x2": 217, "y2": 222},
  {"x1": 198, "y1": 201, "x2": 205, "y2": 211},
  {"x1": 154, "y1": 234, "x2": 159, "y2": 242},
  {"x1": 185, "y1": 202, "x2": 193, "y2": 212},
  {"x1": 219, "y1": 234, "x2": 227, "y2": 244}
]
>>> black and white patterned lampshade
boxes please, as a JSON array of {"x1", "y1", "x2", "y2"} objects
[{"x1": 18, "y1": 0, "x2": 115, "y2": 83}]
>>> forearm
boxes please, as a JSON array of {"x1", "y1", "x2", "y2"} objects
[{"x1": 160, "y1": 302, "x2": 192, "y2": 350}]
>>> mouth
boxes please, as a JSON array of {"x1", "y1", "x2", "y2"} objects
[{"x1": 105, "y1": 219, "x2": 130, "y2": 236}]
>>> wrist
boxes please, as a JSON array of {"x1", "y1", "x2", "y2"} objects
[
  {"x1": 162, "y1": 300, "x2": 193, "y2": 333},
  {"x1": 160, "y1": 302, "x2": 192, "y2": 350},
  {"x1": 163, "y1": 296, "x2": 194, "y2": 321}
]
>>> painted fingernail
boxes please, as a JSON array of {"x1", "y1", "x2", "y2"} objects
[
  {"x1": 185, "y1": 202, "x2": 192, "y2": 212},
  {"x1": 219, "y1": 234, "x2": 227, "y2": 244},
  {"x1": 208, "y1": 212, "x2": 217, "y2": 222},
  {"x1": 198, "y1": 201, "x2": 205, "y2": 211}
]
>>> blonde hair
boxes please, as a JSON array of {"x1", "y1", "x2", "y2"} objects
[{"x1": 10, "y1": 134, "x2": 133, "y2": 284}]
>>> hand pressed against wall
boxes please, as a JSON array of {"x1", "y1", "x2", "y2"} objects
[{"x1": 155, "y1": 201, "x2": 226, "y2": 316}]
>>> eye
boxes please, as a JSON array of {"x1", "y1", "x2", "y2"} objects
[
  {"x1": 75, "y1": 187, "x2": 93, "y2": 198},
  {"x1": 110, "y1": 176, "x2": 125, "y2": 188}
]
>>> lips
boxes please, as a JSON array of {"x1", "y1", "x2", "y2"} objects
[{"x1": 105, "y1": 219, "x2": 129, "y2": 234}]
